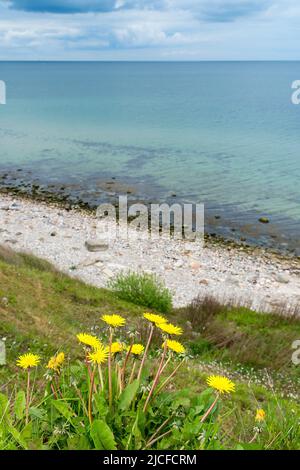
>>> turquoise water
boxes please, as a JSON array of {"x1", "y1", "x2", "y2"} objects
[{"x1": 1, "y1": 62, "x2": 300, "y2": 249}]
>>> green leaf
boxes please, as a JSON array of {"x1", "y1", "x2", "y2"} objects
[
  {"x1": 90, "y1": 419, "x2": 117, "y2": 450},
  {"x1": 94, "y1": 393, "x2": 109, "y2": 417},
  {"x1": 118, "y1": 379, "x2": 139, "y2": 412},
  {"x1": 52, "y1": 400, "x2": 75, "y2": 422},
  {"x1": 0, "y1": 392, "x2": 10, "y2": 421},
  {"x1": 20, "y1": 422, "x2": 33, "y2": 441},
  {"x1": 14, "y1": 391, "x2": 26, "y2": 420},
  {"x1": 67, "y1": 435, "x2": 90, "y2": 450},
  {"x1": 7, "y1": 425, "x2": 28, "y2": 450},
  {"x1": 29, "y1": 406, "x2": 47, "y2": 421}
]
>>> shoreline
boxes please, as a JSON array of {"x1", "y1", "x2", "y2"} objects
[
  {"x1": 2, "y1": 166, "x2": 300, "y2": 256},
  {"x1": 1, "y1": 192, "x2": 300, "y2": 314}
]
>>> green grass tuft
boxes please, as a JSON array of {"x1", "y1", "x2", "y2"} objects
[{"x1": 108, "y1": 271, "x2": 172, "y2": 313}]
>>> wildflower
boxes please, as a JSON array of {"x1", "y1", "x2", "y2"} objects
[
  {"x1": 16, "y1": 353, "x2": 40, "y2": 370},
  {"x1": 110, "y1": 342, "x2": 123, "y2": 354},
  {"x1": 206, "y1": 375, "x2": 235, "y2": 394},
  {"x1": 143, "y1": 313, "x2": 167, "y2": 325},
  {"x1": 87, "y1": 346, "x2": 109, "y2": 365},
  {"x1": 163, "y1": 339, "x2": 185, "y2": 354},
  {"x1": 255, "y1": 409, "x2": 266, "y2": 423},
  {"x1": 77, "y1": 333, "x2": 101, "y2": 349},
  {"x1": 46, "y1": 352, "x2": 65, "y2": 371},
  {"x1": 127, "y1": 344, "x2": 144, "y2": 355},
  {"x1": 101, "y1": 314, "x2": 126, "y2": 328},
  {"x1": 157, "y1": 322, "x2": 183, "y2": 336}
]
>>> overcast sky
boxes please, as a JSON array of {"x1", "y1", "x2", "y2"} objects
[{"x1": 0, "y1": 0, "x2": 299, "y2": 60}]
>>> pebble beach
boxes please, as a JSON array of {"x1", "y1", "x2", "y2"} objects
[{"x1": 1, "y1": 193, "x2": 300, "y2": 314}]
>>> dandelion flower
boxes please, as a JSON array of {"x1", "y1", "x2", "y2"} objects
[
  {"x1": 77, "y1": 333, "x2": 101, "y2": 349},
  {"x1": 16, "y1": 353, "x2": 40, "y2": 370},
  {"x1": 88, "y1": 346, "x2": 109, "y2": 365},
  {"x1": 206, "y1": 375, "x2": 235, "y2": 394},
  {"x1": 157, "y1": 322, "x2": 183, "y2": 336},
  {"x1": 101, "y1": 314, "x2": 126, "y2": 328},
  {"x1": 127, "y1": 344, "x2": 144, "y2": 355},
  {"x1": 46, "y1": 352, "x2": 65, "y2": 371},
  {"x1": 163, "y1": 339, "x2": 185, "y2": 354},
  {"x1": 143, "y1": 313, "x2": 167, "y2": 325},
  {"x1": 110, "y1": 342, "x2": 123, "y2": 354},
  {"x1": 255, "y1": 409, "x2": 266, "y2": 423}
]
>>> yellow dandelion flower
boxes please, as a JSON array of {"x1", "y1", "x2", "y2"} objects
[
  {"x1": 206, "y1": 375, "x2": 235, "y2": 394},
  {"x1": 143, "y1": 312, "x2": 167, "y2": 325},
  {"x1": 126, "y1": 344, "x2": 144, "y2": 355},
  {"x1": 77, "y1": 333, "x2": 101, "y2": 349},
  {"x1": 157, "y1": 322, "x2": 183, "y2": 336},
  {"x1": 87, "y1": 345, "x2": 109, "y2": 365},
  {"x1": 110, "y1": 342, "x2": 123, "y2": 354},
  {"x1": 16, "y1": 353, "x2": 41, "y2": 370},
  {"x1": 163, "y1": 339, "x2": 186, "y2": 354},
  {"x1": 255, "y1": 409, "x2": 266, "y2": 423},
  {"x1": 101, "y1": 314, "x2": 126, "y2": 328},
  {"x1": 46, "y1": 352, "x2": 65, "y2": 371}
]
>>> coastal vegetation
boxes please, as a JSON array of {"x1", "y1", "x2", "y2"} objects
[
  {"x1": 108, "y1": 271, "x2": 173, "y2": 313},
  {"x1": 0, "y1": 247, "x2": 299, "y2": 450}
]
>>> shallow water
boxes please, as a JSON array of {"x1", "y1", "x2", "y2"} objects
[{"x1": 1, "y1": 61, "x2": 300, "y2": 250}]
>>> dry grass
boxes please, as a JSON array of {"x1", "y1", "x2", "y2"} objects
[{"x1": 176, "y1": 296, "x2": 300, "y2": 370}]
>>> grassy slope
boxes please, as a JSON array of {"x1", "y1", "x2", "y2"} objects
[{"x1": 0, "y1": 247, "x2": 300, "y2": 449}]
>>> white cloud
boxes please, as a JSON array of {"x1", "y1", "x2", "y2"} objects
[{"x1": 0, "y1": 0, "x2": 299, "y2": 59}]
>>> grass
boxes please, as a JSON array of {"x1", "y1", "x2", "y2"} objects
[
  {"x1": 108, "y1": 271, "x2": 172, "y2": 313},
  {"x1": 0, "y1": 246, "x2": 300, "y2": 449},
  {"x1": 176, "y1": 296, "x2": 300, "y2": 371},
  {"x1": 0, "y1": 247, "x2": 144, "y2": 382}
]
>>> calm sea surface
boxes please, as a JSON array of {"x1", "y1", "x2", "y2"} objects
[{"x1": 1, "y1": 61, "x2": 300, "y2": 250}]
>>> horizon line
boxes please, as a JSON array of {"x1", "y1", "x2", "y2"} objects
[{"x1": 0, "y1": 59, "x2": 300, "y2": 63}]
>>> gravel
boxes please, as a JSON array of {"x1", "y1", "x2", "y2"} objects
[{"x1": 1, "y1": 194, "x2": 300, "y2": 313}]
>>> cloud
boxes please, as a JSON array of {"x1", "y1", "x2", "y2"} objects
[
  {"x1": 6, "y1": 0, "x2": 271, "y2": 21},
  {"x1": 7, "y1": 0, "x2": 119, "y2": 13},
  {"x1": 169, "y1": 0, "x2": 271, "y2": 22},
  {"x1": 5, "y1": 0, "x2": 165, "y2": 14},
  {"x1": 0, "y1": 1, "x2": 299, "y2": 60},
  {"x1": 201, "y1": 0, "x2": 271, "y2": 22}
]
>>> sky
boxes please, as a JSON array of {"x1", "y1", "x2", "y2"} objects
[{"x1": 0, "y1": 0, "x2": 299, "y2": 60}]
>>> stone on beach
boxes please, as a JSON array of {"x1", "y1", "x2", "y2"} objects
[
  {"x1": 85, "y1": 240, "x2": 110, "y2": 252},
  {"x1": 275, "y1": 273, "x2": 290, "y2": 284}
]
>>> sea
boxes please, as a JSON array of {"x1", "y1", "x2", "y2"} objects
[{"x1": 1, "y1": 61, "x2": 300, "y2": 251}]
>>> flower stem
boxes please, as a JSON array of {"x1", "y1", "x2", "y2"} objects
[
  {"x1": 25, "y1": 369, "x2": 31, "y2": 425},
  {"x1": 85, "y1": 353, "x2": 96, "y2": 392},
  {"x1": 145, "y1": 430, "x2": 172, "y2": 449},
  {"x1": 88, "y1": 367, "x2": 96, "y2": 424},
  {"x1": 121, "y1": 341, "x2": 133, "y2": 388},
  {"x1": 200, "y1": 394, "x2": 219, "y2": 423},
  {"x1": 108, "y1": 327, "x2": 113, "y2": 408},
  {"x1": 50, "y1": 381, "x2": 58, "y2": 399},
  {"x1": 154, "y1": 359, "x2": 185, "y2": 396},
  {"x1": 137, "y1": 323, "x2": 154, "y2": 381},
  {"x1": 143, "y1": 342, "x2": 167, "y2": 413},
  {"x1": 159, "y1": 355, "x2": 171, "y2": 375},
  {"x1": 145, "y1": 416, "x2": 173, "y2": 447},
  {"x1": 98, "y1": 364, "x2": 104, "y2": 391},
  {"x1": 129, "y1": 360, "x2": 137, "y2": 384},
  {"x1": 249, "y1": 431, "x2": 259, "y2": 444},
  {"x1": 117, "y1": 363, "x2": 122, "y2": 394}
]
